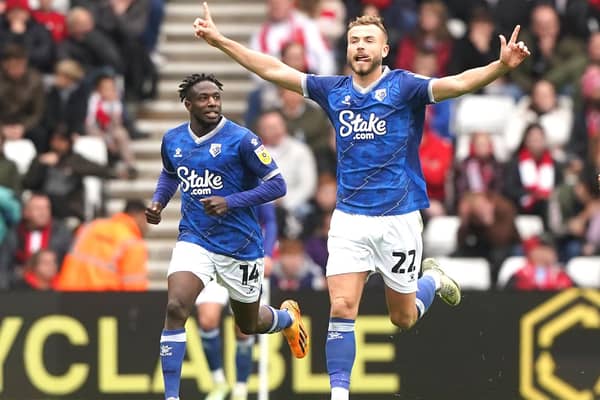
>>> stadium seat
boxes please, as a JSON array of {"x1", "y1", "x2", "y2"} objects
[
  {"x1": 515, "y1": 215, "x2": 544, "y2": 239},
  {"x1": 496, "y1": 256, "x2": 526, "y2": 289},
  {"x1": 3, "y1": 139, "x2": 36, "y2": 175},
  {"x1": 453, "y1": 94, "x2": 516, "y2": 137},
  {"x1": 423, "y1": 216, "x2": 460, "y2": 256},
  {"x1": 453, "y1": 94, "x2": 515, "y2": 163},
  {"x1": 436, "y1": 257, "x2": 491, "y2": 290},
  {"x1": 566, "y1": 257, "x2": 600, "y2": 288},
  {"x1": 73, "y1": 136, "x2": 108, "y2": 220}
]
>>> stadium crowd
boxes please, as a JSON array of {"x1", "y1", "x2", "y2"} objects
[{"x1": 1, "y1": 0, "x2": 599, "y2": 292}]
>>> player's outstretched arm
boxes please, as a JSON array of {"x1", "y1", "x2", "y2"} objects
[
  {"x1": 432, "y1": 25, "x2": 530, "y2": 102},
  {"x1": 193, "y1": 2, "x2": 304, "y2": 94}
]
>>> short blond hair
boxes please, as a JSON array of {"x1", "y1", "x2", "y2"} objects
[{"x1": 347, "y1": 15, "x2": 388, "y2": 42}]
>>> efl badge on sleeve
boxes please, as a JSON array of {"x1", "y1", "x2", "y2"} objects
[
  {"x1": 209, "y1": 143, "x2": 221, "y2": 158},
  {"x1": 254, "y1": 145, "x2": 272, "y2": 165}
]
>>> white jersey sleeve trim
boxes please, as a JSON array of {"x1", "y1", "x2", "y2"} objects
[
  {"x1": 262, "y1": 168, "x2": 281, "y2": 181},
  {"x1": 301, "y1": 73, "x2": 309, "y2": 98},
  {"x1": 428, "y1": 78, "x2": 438, "y2": 104}
]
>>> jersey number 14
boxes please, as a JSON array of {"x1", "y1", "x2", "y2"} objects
[{"x1": 239, "y1": 264, "x2": 260, "y2": 285}]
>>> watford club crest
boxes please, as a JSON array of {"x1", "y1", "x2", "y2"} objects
[
  {"x1": 209, "y1": 143, "x2": 221, "y2": 157},
  {"x1": 374, "y1": 88, "x2": 387, "y2": 102},
  {"x1": 254, "y1": 145, "x2": 272, "y2": 165}
]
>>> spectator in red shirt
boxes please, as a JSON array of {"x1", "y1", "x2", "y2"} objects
[
  {"x1": 32, "y1": 0, "x2": 67, "y2": 43},
  {"x1": 419, "y1": 112, "x2": 453, "y2": 218},
  {"x1": 12, "y1": 248, "x2": 59, "y2": 290},
  {"x1": 394, "y1": 0, "x2": 453, "y2": 76},
  {"x1": 506, "y1": 234, "x2": 574, "y2": 291}
]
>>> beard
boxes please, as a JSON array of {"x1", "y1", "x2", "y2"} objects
[{"x1": 348, "y1": 55, "x2": 383, "y2": 76}]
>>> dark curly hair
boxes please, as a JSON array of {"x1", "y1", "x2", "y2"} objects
[{"x1": 178, "y1": 73, "x2": 224, "y2": 102}]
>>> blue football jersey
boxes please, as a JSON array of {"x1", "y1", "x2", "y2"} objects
[
  {"x1": 160, "y1": 118, "x2": 280, "y2": 260},
  {"x1": 302, "y1": 67, "x2": 435, "y2": 216}
]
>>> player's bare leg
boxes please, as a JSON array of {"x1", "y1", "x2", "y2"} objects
[
  {"x1": 384, "y1": 289, "x2": 419, "y2": 330},
  {"x1": 326, "y1": 271, "x2": 369, "y2": 400},
  {"x1": 162, "y1": 271, "x2": 205, "y2": 400}
]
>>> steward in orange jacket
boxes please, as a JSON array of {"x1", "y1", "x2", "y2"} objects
[{"x1": 56, "y1": 200, "x2": 149, "y2": 291}]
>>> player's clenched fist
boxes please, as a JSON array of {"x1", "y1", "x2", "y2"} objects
[
  {"x1": 200, "y1": 196, "x2": 228, "y2": 216},
  {"x1": 145, "y1": 201, "x2": 163, "y2": 224}
]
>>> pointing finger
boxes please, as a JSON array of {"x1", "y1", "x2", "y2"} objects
[
  {"x1": 203, "y1": 2, "x2": 212, "y2": 22},
  {"x1": 509, "y1": 25, "x2": 520, "y2": 44}
]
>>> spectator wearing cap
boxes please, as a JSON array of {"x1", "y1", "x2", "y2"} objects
[
  {"x1": 55, "y1": 199, "x2": 149, "y2": 291},
  {"x1": 42, "y1": 59, "x2": 88, "y2": 140},
  {"x1": 0, "y1": 43, "x2": 47, "y2": 152},
  {"x1": 0, "y1": 0, "x2": 55, "y2": 72},
  {"x1": 506, "y1": 234, "x2": 574, "y2": 291}
]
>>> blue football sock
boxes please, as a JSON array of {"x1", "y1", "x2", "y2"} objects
[
  {"x1": 160, "y1": 328, "x2": 186, "y2": 399},
  {"x1": 199, "y1": 328, "x2": 223, "y2": 373},
  {"x1": 415, "y1": 275, "x2": 436, "y2": 318},
  {"x1": 326, "y1": 318, "x2": 355, "y2": 391},
  {"x1": 265, "y1": 305, "x2": 293, "y2": 333},
  {"x1": 235, "y1": 336, "x2": 255, "y2": 383}
]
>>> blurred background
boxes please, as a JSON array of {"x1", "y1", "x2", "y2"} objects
[{"x1": 0, "y1": 0, "x2": 599, "y2": 399}]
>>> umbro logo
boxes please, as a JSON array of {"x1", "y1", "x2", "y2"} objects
[
  {"x1": 160, "y1": 344, "x2": 172, "y2": 357},
  {"x1": 174, "y1": 148, "x2": 182, "y2": 158},
  {"x1": 327, "y1": 331, "x2": 343, "y2": 341}
]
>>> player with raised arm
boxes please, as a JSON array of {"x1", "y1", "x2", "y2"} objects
[
  {"x1": 193, "y1": 4, "x2": 530, "y2": 399},
  {"x1": 146, "y1": 73, "x2": 309, "y2": 400}
]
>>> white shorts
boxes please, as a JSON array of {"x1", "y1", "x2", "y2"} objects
[
  {"x1": 326, "y1": 209, "x2": 423, "y2": 293},
  {"x1": 195, "y1": 280, "x2": 230, "y2": 305},
  {"x1": 168, "y1": 241, "x2": 264, "y2": 303}
]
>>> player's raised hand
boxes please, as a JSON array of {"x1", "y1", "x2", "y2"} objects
[
  {"x1": 145, "y1": 201, "x2": 163, "y2": 225},
  {"x1": 499, "y1": 25, "x2": 530, "y2": 69},
  {"x1": 200, "y1": 196, "x2": 228, "y2": 216},
  {"x1": 193, "y1": 2, "x2": 222, "y2": 46}
]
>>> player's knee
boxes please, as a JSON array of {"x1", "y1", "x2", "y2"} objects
[
  {"x1": 198, "y1": 313, "x2": 220, "y2": 331},
  {"x1": 330, "y1": 296, "x2": 359, "y2": 319},
  {"x1": 389, "y1": 311, "x2": 417, "y2": 330},
  {"x1": 165, "y1": 298, "x2": 190, "y2": 324}
]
